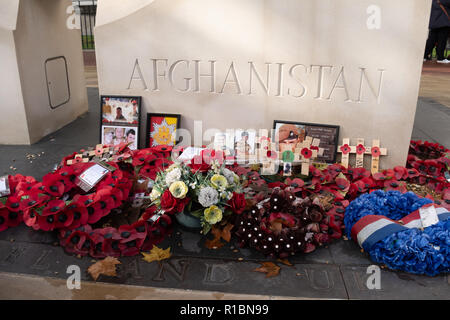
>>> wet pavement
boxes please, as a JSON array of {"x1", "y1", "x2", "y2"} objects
[{"x1": 0, "y1": 88, "x2": 448, "y2": 299}]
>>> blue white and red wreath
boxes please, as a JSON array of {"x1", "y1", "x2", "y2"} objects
[{"x1": 344, "y1": 190, "x2": 449, "y2": 276}]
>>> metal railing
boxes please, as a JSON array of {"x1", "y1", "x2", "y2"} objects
[{"x1": 77, "y1": 0, "x2": 97, "y2": 50}]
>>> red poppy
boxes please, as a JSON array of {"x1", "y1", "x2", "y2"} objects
[
  {"x1": 96, "y1": 227, "x2": 122, "y2": 257},
  {"x1": 144, "y1": 214, "x2": 172, "y2": 250},
  {"x1": 371, "y1": 146, "x2": 381, "y2": 157},
  {"x1": 64, "y1": 202, "x2": 88, "y2": 229},
  {"x1": 42, "y1": 200, "x2": 65, "y2": 217},
  {"x1": 301, "y1": 148, "x2": 313, "y2": 159},
  {"x1": 141, "y1": 205, "x2": 159, "y2": 222},
  {"x1": 189, "y1": 155, "x2": 211, "y2": 173},
  {"x1": 118, "y1": 224, "x2": 146, "y2": 256},
  {"x1": 6, "y1": 195, "x2": 22, "y2": 212},
  {"x1": 285, "y1": 178, "x2": 305, "y2": 193},
  {"x1": 384, "y1": 180, "x2": 407, "y2": 193},
  {"x1": 327, "y1": 164, "x2": 346, "y2": 179},
  {"x1": 0, "y1": 208, "x2": 9, "y2": 232},
  {"x1": 356, "y1": 144, "x2": 366, "y2": 155},
  {"x1": 267, "y1": 181, "x2": 286, "y2": 189},
  {"x1": 347, "y1": 167, "x2": 371, "y2": 181},
  {"x1": 340, "y1": 144, "x2": 351, "y2": 155},
  {"x1": 393, "y1": 166, "x2": 408, "y2": 180},
  {"x1": 335, "y1": 176, "x2": 350, "y2": 192},
  {"x1": 64, "y1": 229, "x2": 94, "y2": 256},
  {"x1": 54, "y1": 210, "x2": 74, "y2": 229},
  {"x1": 42, "y1": 173, "x2": 65, "y2": 197},
  {"x1": 37, "y1": 212, "x2": 58, "y2": 231}
]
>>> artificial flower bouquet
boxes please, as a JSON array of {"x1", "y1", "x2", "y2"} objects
[{"x1": 149, "y1": 159, "x2": 246, "y2": 234}]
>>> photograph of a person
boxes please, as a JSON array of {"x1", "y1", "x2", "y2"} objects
[
  {"x1": 101, "y1": 96, "x2": 141, "y2": 125},
  {"x1": 273, "y1": 122, "x2": 306, "y2": 152},
  {"x1": 102, "y1": 126, "x2": 138, "y2": 150},
  {"x1": 234, "y1": 129, "x2": 256, "y2": 155},
  {"x1": 213, "y1": 132, "x2": 235, "y2": 156}
]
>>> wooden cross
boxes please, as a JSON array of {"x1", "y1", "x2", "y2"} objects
[
  {"x1": 293, "y1": 136, "x2": 323, "y2": 176},
  {"x1": 338, "y1": 138, "x2": 387, "y2": 172},
  {"x1": 259, "y1": 142, "x2": 279, "y2": 175},
  {"x1": 66, "y1": 144, "x2": 113, "y2": 165}
]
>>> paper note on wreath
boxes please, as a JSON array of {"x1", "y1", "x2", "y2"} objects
[{"x1": 76, "y1": 164, "x2": 110, "y2": 192}]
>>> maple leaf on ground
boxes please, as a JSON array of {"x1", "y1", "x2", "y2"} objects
[
  {"x1": 205, "y1": 226, "x2": 225, "y2": 249},
  {"x1": 87, "y1": 256, "x2": 121, "y2": 281},
  {"x1": 221, "y1": 223, "x2": 234, "y2": 242},
  {"x1": 141, "y1": 246, "x2": 172, "y2": 263},
  {"x1": 253, "y1": 262, "x2": 281, "y2": 278},
  {"x1": 277, "y1": 258, "x2": 293, "y2": 266}
]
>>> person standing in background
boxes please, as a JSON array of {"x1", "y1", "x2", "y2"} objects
[{"x1": 424, "y1": 0, "x2": 450, "y2": 63}]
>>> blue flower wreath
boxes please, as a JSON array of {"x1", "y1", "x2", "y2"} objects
[{"x1": 344, "y1": 190, "x2": 449, "y2": 276}]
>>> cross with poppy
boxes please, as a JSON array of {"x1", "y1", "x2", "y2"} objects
[
  {"x1": 294, "y1": 136, "x2": 324, "y2": 176},
  {"x1": 66, "y1": 144, "x2": 113, "y2": 165},
  {"x1": 338, "y1": 138, "x2": 387, "y2": 172},
  {"x1": 259, "y1": 142, "x2": 279, "y2": 175}
]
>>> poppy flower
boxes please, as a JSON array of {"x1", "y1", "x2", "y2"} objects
[
  {"x1": 424, "y1": 159, "x2": 445, "y2": 177},
  {"x1": 54, "y1": 210, "x2": 74, "y2": 229},
  {"x1": 353, "y1": 177, "x2": 374, "y2": 193},
  {"x1": 393, "y1": 166, "x2": 408, "y2": 180},
  {"x1": 57, "y1": 166, "x2": 77, "y2": 191},
  {"x1": 64, "y1": 202, "x2": 88, "y2": 229},
  {"x1": 6, "y1": 195, "x2": 22, "y2": 212},
  {"x1": 118, "y1": 225, "x2": 146, "y2": 256},
  {"x1": 64, "y1": 229, "x2": 94, "y2": 256},
  {"x1": 371, "y1": 146, "x2": 381, "y2": 157},
  {"x1": 356, "y1": 144, "x2": 366, "y2": 155},
  {"x1": 96, "y1": 227, "x2": 122, "y2": 257},
  {"x1": 0, "y1": 208, "x2": 10, "y2": 232},
  {"x1": 42, "y1": 173, "x2": 65, "y2": 197},
  {"x1": 144, "y1": 214, "x2": 172, "y2": 250},
  {"x1": 340, "y1": 144, "x2": 351, "y2": 155},
  {"x1": 327, "y1": 164, "x2": 346, "y2": 179},
  {"x1": 23, "y1": 209, "x2": 40, "y2": 229},
  {"x1": 301, "y1": 148, "x2": 313, "y2": 159},
  {"x1": 384, "y1": 180, "x2": 407, "y2": 193},
  {"x1": 285, "y1": 178, "x2": 305, "y2": 193},
  {"x1": 347, "y1": 167, "x2": 371, "y2": 181},
  {"x1": 334, "y1": 175, "x2": 350, "y2": 192},
  {"x1": 42, "y1": 200, "x2": 65, "y2": 217},
  {"x1": 267, "y1": 181, "x2": 286, "y2": 189},
  {"x1": 151, "y1": 145, "x2": 173, "y2": 156},
  {"x1": 37, "y1": 212, "x2": 58, "y2": 231}
]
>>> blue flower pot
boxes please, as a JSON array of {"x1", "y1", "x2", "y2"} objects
[{"x1": 175, "y1": 210, "x2": 202, "y2": 231}]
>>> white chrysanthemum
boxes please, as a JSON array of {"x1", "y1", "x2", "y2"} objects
[
  {"x1": 222, "y1": 168, "x2": 235, "y2": 185},
  {"x1": 198, "y1": 186, "x2": 219, "y2": 208},
  {"x1": 150, "y1": 188, "x2": 161, "y2": 202},
  {"x1": 165, "y1": 167, "x2": 181, "y2": 186}
]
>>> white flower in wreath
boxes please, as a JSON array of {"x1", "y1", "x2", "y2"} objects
[
  {"x1": 165, "y1": 167, "x2": 182, "y2": 186},
  {"x1": 222, "y1": 168, "x2": 235, "y2": 185},
  {"x1": 198, "y1": 186, "x2": 219, "y2": 208},
  {"x1": 150, "y1": 188, "x2": 161, "y2": 202}
]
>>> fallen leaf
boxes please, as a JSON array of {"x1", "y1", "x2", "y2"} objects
[
  {"x1": 269, "y1": 221, "x2": 283, "y2": 233},
  {"x1": 88, "y1": 256, "x2": 121, "y2": 281},
  {"x1": 254, "y1": 262, "x2": 281, "y2": 278},
  {"x1": 277, "y1": 258, "x2": 293, "y2": 266},
  {"x1": 141, "y1": 246, "x2": 172, "y2": 263},
  {"x1": 205, "y1": 227, "x2": 225, "y2": 249},
  {"x1": 221, "y1": 223, "x2": 234, "y2": 242}
]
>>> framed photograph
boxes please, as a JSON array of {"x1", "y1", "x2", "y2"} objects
[
  {"x1": 100, "y1": 96, "x2": 141, "y2": 126},
  {"x1": 213, "y1": 132, "x2": 236, "y2": 156},
  {"x1": 146, "y1": 113, "x2": 181, "y2": 147},
  {"x1": 273, "y1": 120, "x2": 340, "y2": 163},
  {"x1": 234, "y1": 129, "x2": 256, "y2": 156},
  {"x1": 102, "y1": 125, "x2": 139, "y2": 150}
]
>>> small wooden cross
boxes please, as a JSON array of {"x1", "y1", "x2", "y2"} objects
[
  {"x1": 66, "y1": 144, "x2": 113, "y2": 165},
  {"x1": 293, "y1": 136, "x2": 323, "y2": 176},
  {"x1": 338, "y1": 138, "x2": 387, "y2": 172},
  {"x1": 259, "y1": 142, "x2": 279, "y2": 175}
]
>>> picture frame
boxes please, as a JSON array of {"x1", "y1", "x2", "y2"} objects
[
  {"x1": 273, "y1": 120, "x2": 340, "y2": 163},
  {"x1": 100, "y1": 95, "x2": 142, "y2": 149},
  {"x1": 102, "y1": 125, "x2": 139, "y2": 151},
  {"x1": 146, "y1": 113, "x2": 181, "y2": 148}
]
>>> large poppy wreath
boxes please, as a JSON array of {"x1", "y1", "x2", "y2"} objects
[
  {"x1": 344, "y1": 190, "x2": 449, "y2": 276},
  {"x1": 0, "y1": 145, "x2": 175, "y2": 258}
]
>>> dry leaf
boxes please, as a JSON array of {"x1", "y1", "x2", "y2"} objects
[
  {"x1": 269, "y1": 221, "x2": 283, "y2": 233},
  {"x1": 221, "y1": 223, "x2": 234, "y2": 243},
  {"x1": 88, "y1": 256, "x2": 121, "y2": 281},
  {"x1": 277, "y1": 258, "x2": 293, "y2": 266},
  {"x1": 253, "y1": 262, "x2": 281, "y2": 278},
  {"x1": 141, "y1": 246, "x2": 172, "y2": 263},
  {"x1": 205, "y1": 227, "x2": 225, "y2": 249}
]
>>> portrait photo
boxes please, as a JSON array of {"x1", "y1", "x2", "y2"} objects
[
  {"x1": 101, "y1": 96, "x2": 141, "y2": 125},
  {"x1": 234, "y1": 129, "x2": 256, "y2": 156},
  {"x1": 213, "y1": 131, "x2": 235, "y2": 157},
  {"x1": 102, "y1": 125, "x2": 138, "y2": 150}
]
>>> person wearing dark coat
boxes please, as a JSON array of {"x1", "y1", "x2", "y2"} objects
[{"x1": 424, "y1": 0, "x2": 450, "y2": 63}]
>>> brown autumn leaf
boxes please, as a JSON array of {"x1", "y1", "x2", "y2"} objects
[
  {"x1": 221, "y1": 223, "x2": 234, "y2": 243},
  {"x1": 141, "y1": 246, "x2": 172, "y2": 263},
  {"x1": 205, "y1": 226, "x2": 225, "y2": 250},
  {"x1": 277, "y1": 258, "x2": 293, "y2": 266},
  {"x1": 269, "y1": 220, "x2": 283, "y2": 233},
  {"x1": 87, "y1": 256, "x2": 121, "y2": 281},
  {"x1": 253, "y1": 262, "x2": 281, "y2": 278}
]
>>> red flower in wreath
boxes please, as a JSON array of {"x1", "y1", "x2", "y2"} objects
[
  {"x1": 42, "y1": 173, "x2": 65, "y2": 197},
  {"x1": 42, "y1": 200, "x2": 65, "y2": 217},
  {"x1": 37, "y1": 212, "x2": 58, "y2": 231},
  {"x1": 340, "y1": 144, "x2": 351, "y2": 155},
  {"x1": 6, "y1": 195, "x2": 22, "y2": 212},
  {"x1": 64, "y1": 202, "x2": 88, "y2": 229},
  {"x1": 189, "y1": 155, "x2": 211, "y2": 173},
  {"x1": 0, "y1": 208, "x2": 10, "y2": 232},
  {"x1": 301, "y1": 148, "x2": 313, "y2": 159},
  {"x1": 119, "y1": 224, "x2": 146, "y2": 256},
  {"x1": 371, "y1": 146, "x2": 381, "y2": 157},
  {"x1": 384, "y1": 180, "x2": 407, "y2": 193},
  {"x1": 64, "y1": 228, "x2": 94, "y2": 256},
  {"x1": 285, "y1": 178, "x2": 305, "y2": 193},
  {"x1": 160, "y1": 190, "x2": 178, "y2": 214},
  {"x1": 356, "y1": 144, "x2": 366, "y2": 155},
  {"x1": 228, "y1": 192, "x2": 246, "y2": 214}
]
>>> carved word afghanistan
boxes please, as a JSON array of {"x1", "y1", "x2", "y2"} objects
[{"x1": 128, "y1": 59, "x2": 385, "y2": 103}]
